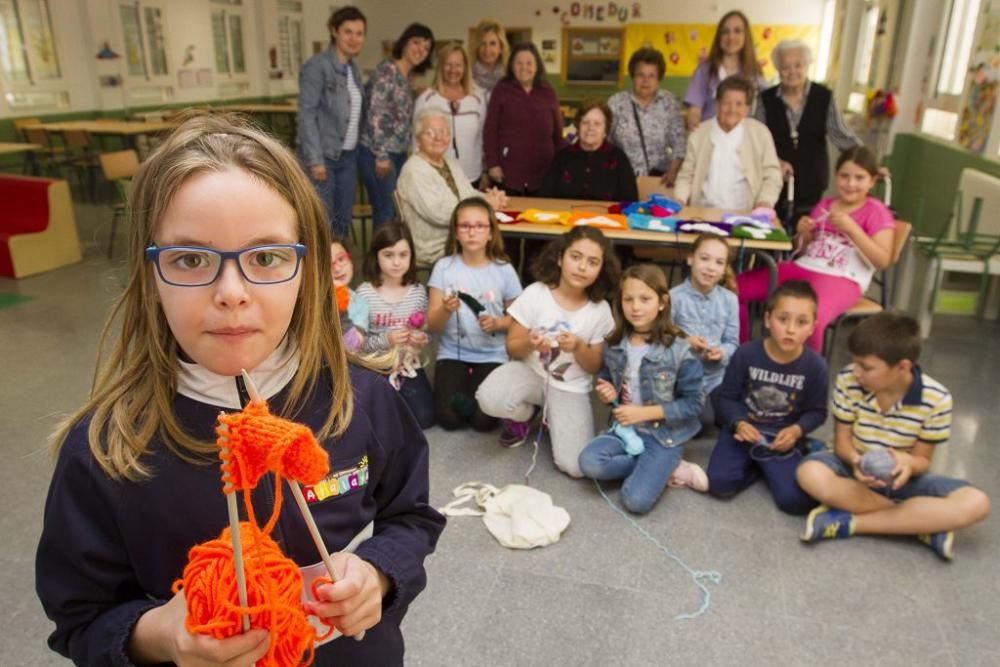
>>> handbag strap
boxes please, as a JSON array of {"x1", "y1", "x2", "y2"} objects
[{"x1": 631, "y1": 100, "x2": 650, "y2": 174}]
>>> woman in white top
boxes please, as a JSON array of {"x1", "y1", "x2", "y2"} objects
[
  {"x1": 397, "y1": 108, "x2": 507, "y2": 265},
  {"x1": 413, "y1": 42, "x2": 487, "y2": 185},
  {"x1": 674, "y1": 77, "x2": 781, "y2": 211}
]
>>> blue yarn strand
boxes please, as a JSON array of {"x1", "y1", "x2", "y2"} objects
[{"x1": 593, "y1": 480, "x2": 721, "y2": 620}]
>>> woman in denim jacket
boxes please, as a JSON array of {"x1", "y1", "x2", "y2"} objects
[
  {"x1": 297, "y1": 6, "x2": 367, "y2": 237},
  {"x1": 579, "y1": 264, "x2": 704, "y2": 514}
]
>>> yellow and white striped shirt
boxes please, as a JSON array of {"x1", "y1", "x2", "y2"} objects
[{"x1": 831, "y1": 364, "x2": 952, "y2": 453}]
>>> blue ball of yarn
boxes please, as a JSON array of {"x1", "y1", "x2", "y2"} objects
[{"x1": 859, "y1": 448, "x2": 895, "y2": 483}]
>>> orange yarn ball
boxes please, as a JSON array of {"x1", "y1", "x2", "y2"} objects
[{"x1": 176, "y1": 522, "x2": 317, "y2": 667}]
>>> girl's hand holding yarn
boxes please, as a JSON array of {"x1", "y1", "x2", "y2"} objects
[
  {"x1": 702, "y1": 347, "x2": 723, "y2": 362},
  {"x1": 130, "y1": 589, "x2": 270, "y2": 666},
  {"x1": 611, "y1": 404, "x2": 645, "y2": 427},
  {"x1": 304, "y1": 553, "x2": 388, "y2": 639},
  {"x1": 408, "y1": 329, "x2": 429, "y2": 347},
  {"x1": 529, "y1": 331, "x2": 552, "y2": 354},
  {"x1": 594, "y1": 378, "x2": 618, "y2": 405},
  {"x1": 478, "y1": 314, "x2": 499, "y2": 333},
  {"x1": 687, "y1": 335, "x2": 708, "y2": 353},
  {"x1": 556, "y1": 331, "x2": 581, "y2": 353},
  {"x1": 442, "y1": 292, "x2": 460, "y2": 313},
  {"x1": 387, "y1": 329, "x2": 410, "y2": 346}
]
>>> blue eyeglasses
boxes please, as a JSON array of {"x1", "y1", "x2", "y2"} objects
[{"x1": 145, "y1": 244, "x2": 307, "y2": 286}]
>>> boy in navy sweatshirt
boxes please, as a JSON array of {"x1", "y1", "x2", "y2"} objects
[{"x1": 707, "y1": 280, "x2": 828, "y2": 514}]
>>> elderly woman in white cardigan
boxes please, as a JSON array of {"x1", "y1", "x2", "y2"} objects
[
  {"x1": 674, "y1": 77, "x2": 782, "y2": 211},
  {"x1": 397, "y1": 107, "x2": 507, "y2": 265}
]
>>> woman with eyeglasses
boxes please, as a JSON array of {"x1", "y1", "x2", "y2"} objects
[
  {"x1": 541, "y1": 98, "x2": 638, "y2": 202},
  {"x1": 413, "y1": 42, "x2": 488, "y2": 187},
  {"x1": 396, "y1": 108, "x2": 508, "y2": 265},
  {"x1": 755, "y1": 39, "x2": 865, "y2": 220}
]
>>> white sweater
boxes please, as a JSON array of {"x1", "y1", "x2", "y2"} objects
[
  {"x1": 396, "y1": 154, "x2": 478, "y2": 265},
  {"x1": 412, "y1": 88, "x2": 487, "y2": 183}
]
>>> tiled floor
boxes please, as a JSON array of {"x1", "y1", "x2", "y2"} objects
[{"x1": 2, "y1": 203, "x2": 997, "y2": 666}]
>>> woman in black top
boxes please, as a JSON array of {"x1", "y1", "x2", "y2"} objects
[{"x1": 541, "y1": 98, "x2": 638, "y2": 202}]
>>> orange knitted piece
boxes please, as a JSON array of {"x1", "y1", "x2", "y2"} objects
[{"x1": 175, "y1": 401, "x2": 333, "y2": 667}]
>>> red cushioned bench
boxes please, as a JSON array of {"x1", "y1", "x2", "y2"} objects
[{"x1": 0, "y1": 175, "x2": 82, "y2": 278}]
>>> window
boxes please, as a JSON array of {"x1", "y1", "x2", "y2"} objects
[
  {"x1": 120, "y1": 1, "x2": 168, "y2": 80},
  {"x1": 813, "y1": 0, "x2": 836, "y2": 83},
  {"x1": 920, "y1": 0, "x2": 984, "y2": 141},
  {"x1": 0, "y1": 0, "x2": 60, "y2": 84},
  {"x1": 276, "y1": 0, "x2": 304, "y2": 79},
  {"x1": 937, "y1": 0, "x2": 981, "y2": 95},
  {"x1": 853, "y1": 6, "x2": 880, "y2": 86},
  {"x1": 212, "y1": 7, "x2": 246, "y2": 76}
]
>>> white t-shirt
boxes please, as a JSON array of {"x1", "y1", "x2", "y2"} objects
[
  {"x1": 621, "y1": 340, "x2": 649, "y2": 406},
  {"x1": 507, "y1": 282, "x2": 615, "y2": 394},
  {"x1": 428, "y1": 255, "x2": 523, "y2": 364},
  {"x1": 342, "y1": 65, "x2": 362, "y2": 151}
]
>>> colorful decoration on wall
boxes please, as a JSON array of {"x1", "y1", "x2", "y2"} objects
[
  {"x1": 622, "y1": 23, "x2": 820, "y2": 81},
  {"x1": 559, "y1": 2, "x2": 642, "y2": 25},
  {"x1": 958, "y1": 62, "x2": 998, "y2": 154}
]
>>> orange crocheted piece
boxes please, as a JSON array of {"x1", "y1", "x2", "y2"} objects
[
  {"x1": 334, "y1": 284, "x2": 350, "y2": 313},
  {"x1": 174, "y1": 401, "x2": 332, "y2": 667}
]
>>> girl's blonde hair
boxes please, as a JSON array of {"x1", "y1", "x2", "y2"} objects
[
  {"x1": 690, "y1": 233, "x2": 738, "y2": 293},
  {"x1": 52, "y1": 113, "x2": 352, "y2": 481},
  {"x1": 470, "y1": 19, "x2": 509, "y2": 70},
  {"x1": 433, "y1": 41, "x2": 473, "y2": 96}
]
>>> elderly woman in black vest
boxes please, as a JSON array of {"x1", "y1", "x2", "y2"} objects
[{"x1": 755, "y1": 40, "x2": 862, "y2": 220}]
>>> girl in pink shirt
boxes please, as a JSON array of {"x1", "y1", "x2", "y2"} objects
[{"x1": 737, "y1": 146, "x2": 895, "y2": 351}]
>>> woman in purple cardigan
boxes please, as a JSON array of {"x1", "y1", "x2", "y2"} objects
[{"x1": 483, "y1": 42, "x2": 565, "y2": 195}]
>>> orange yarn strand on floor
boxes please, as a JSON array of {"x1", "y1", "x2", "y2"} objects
[{"x1": 173, "y1": 400, "x2": 331, "y2": 667}]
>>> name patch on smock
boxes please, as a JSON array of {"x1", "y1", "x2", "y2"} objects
[{"x1": 302, "y1": 455, "x2": 369, "y2": 503}]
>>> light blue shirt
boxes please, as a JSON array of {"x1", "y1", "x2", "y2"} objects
[
  {"x1": 669, "y1": 279, "x2": 739, "y2": 395},
  {"x1": 428, "y1": 256, "x2": 522, "y2": 364}
]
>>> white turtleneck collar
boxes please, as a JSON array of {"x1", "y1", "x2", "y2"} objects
[{"x1": 176, "y1": 338, "x2": 300, "y2": 410}]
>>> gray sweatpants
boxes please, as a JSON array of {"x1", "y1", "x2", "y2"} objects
[{"x1": 476, "y1": 360, "x2": 595, "y2": 478}]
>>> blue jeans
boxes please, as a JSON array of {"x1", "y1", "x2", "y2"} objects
[
  {"x1": 579, "y1": 431, "x2": 684, "y2": 514},
  {"x1": 706, "y1": 429, "x2": 817, "y2": 515},
  {"x1": 301, "y1": 150, "x2": 358, "y2": 239},
  {"x1": 358, "y1": 145, "x2": 406, "y2": 226},
  {"x1": 397, "y1": 368, "x2": 435, "y2": 429}
]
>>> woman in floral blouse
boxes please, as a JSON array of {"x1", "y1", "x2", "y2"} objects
[
  {"x1": 608, "y1": 48, "x2": 687, "y2": 186},
  {"x1": 359, "y1": 22, "x2": 434, "y2": 225},
  {"x1": 541, "y1": 98, "x2": 638, "y2": 202}
]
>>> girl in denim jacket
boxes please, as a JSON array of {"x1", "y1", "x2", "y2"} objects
[{"x1": 579, "y1": 264, "x2": 705, "y2": 514}]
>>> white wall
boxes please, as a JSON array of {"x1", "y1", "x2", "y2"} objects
[
  {"x1": 1, "y1": 0, "x2": 824, "y2": 119},
  {"x1": 346, "y1": 0, "x2": 826, "y2": 73}
]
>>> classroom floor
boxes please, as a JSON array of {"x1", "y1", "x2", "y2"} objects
[{"x1": 3, "y1": 202, "x2": 998, "y2": 666}]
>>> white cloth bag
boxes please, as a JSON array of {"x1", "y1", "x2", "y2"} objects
[{"x1": 440, "y1": 482, "x2": 570, "y2": 549}]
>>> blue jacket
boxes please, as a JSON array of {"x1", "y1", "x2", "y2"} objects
[
  {"x1": 598, "y1": 337, "x2": 704, "y2": 446},
  {"x1": 297, "y1": 48, "x2": 364, "y2": 165},
  {"x1": 669, "y1": 279, "x2": 739, "y2": 395},
  {"x1": 36, "y1": 364, "x2": 445, "y2": 666}
]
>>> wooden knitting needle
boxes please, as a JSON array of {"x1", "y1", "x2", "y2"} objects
[
  {"x1": 240, "y1": 370, "x2": 365, "y2": 641},
  {"x1": 217, "y1": 418, "x2": 251, "y2": 633}
]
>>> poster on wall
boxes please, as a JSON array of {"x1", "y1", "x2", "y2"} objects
[
  {"x1": 622, "y1": 24, "x2": 819, "y2": 81},
  {"x1": 957, "y1": 2, "x2": 1000, "y2": 153}
]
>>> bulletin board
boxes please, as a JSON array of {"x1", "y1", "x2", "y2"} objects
[{"x1": 622, "y1": 24, "x2": 821, "y2": 81}]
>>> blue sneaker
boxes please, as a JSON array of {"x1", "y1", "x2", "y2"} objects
[
  {"x1": 801, "y1": 504, "x2": 856, "y2": 543},
  {"x1": 918, "y1": 531, "x2": 954, "y2": 561}
]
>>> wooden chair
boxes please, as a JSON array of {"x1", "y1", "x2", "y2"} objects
[
  {"x1": 13, "y1": 117, "x2": 41, "y2": 142},
  {"x1": 21, "y1": 127, "x2": 66, "y2": 176},
  {"x1": 52, "y1": 130, "x2": 100, "y2": 199},
  {"x1": 98, "y1": 150, "x2": 140, "y2": 258},
  {"x1": 821, "y1": 220, "x2": 912, "y2": 359}
]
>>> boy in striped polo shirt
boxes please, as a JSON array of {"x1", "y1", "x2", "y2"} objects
[{"x1": 796, "y1": 312, "x2": 990, "y2": 560}]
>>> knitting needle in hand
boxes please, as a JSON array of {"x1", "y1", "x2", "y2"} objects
[
  {"x1": 217, "y1": 417, "x2": 251, "y2": 632},
  {"x1": 239, "y1": 370, "x2": 366, "y2": 641}
]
